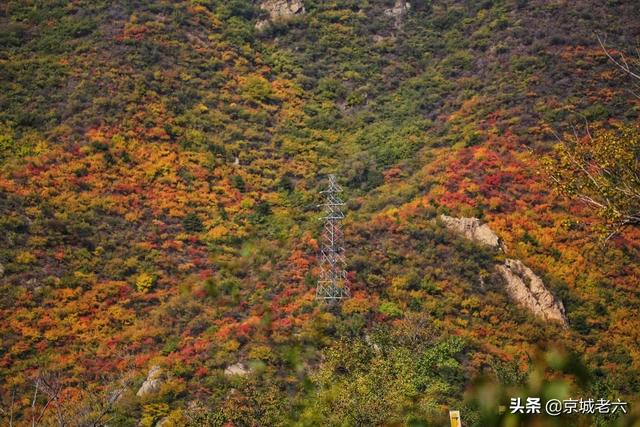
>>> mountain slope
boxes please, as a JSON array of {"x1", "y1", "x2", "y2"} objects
[{"x1": 1, "y1": 0, "x2": 640, "y2": 425}]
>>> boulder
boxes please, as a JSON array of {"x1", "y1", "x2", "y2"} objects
[
  {"x1": 224, "y1": 362, "x2": 251, "y2": 376},
  {"x1": 256, "y1": 0, "x2": 305, "y2": 30},
  {"x1": 440, "y1": 215, "x2": 505, "y2": 250},
  {"x1": 497, "y1": 259, "x2": 568, "y2": 327},
  {"x1": 136, "y1": 365, "x2": 163, "y2": 397}
]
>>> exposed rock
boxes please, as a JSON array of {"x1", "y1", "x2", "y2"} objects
[
  {"x1": 156, "y1": 417, "x2": 170, "y2": 427},
  {"x1": 256, "y1": 0, "x2": 305, "y2": 30},
  {"x1": 497, "y1": 259, "x2": 568, "y2": 327},
  {"x1": 440, "y1": 215, "x2": 565, "y2": 326},
  {"x1": 136, "y1": 365, "x2": 163, "y2": 397},
  {"x1": 372, "y1": 34, "x2": 396, "y2": 44},
  {"x1": 364, "y1": 334, "x2": 382, "y2": 353},
  {"x1": 108, "y1": 386, "x2": 127, "y2": 404},
  {"x1": 384, "y1": 0, "x2": 410, "y2": 17},
  {"x1": 440, "y1": 215, "x2": 505, "y2": 250},
  {"x1": 255, "y1": 19, "x2": 270, "y2": 32},
  {"x1": 224, "y1": 362, "x2": 251, "y2": 376},
  {"x1": 384, "y1": 0, "x2": 411, "y2": 27},
  {"x1": 262, "y1": 0, "x2": 305, "y2": 20},
  {"x1": 0, "y1": 263, "x2": 4, "y2": 278}
]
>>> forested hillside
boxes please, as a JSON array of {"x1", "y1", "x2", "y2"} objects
[{"x1": 1, "y1": 0, "x2": 640, "y2": 426}]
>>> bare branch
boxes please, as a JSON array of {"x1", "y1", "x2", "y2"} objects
[
  {"x1": 0, "y1": 389, "x2": 16, "y2": 427},
  {"x1": 597, "y1": 34, "x2": 640, "y2": 81},
  {"x1": 35, "y1": 379, "x2": 60, "y2": 426},
  {"x1": 10, "y1": 387, "x2": 15, "y2": 427},
  {"x1": 31, "y1": 378, "x2": 39, "y2": 427},
  {"x1": 603, "y1": 229, "x2": 618, "y2": 243},
  {"x1": 625, "y1": 88, "x2": 640, "y2": 100}
]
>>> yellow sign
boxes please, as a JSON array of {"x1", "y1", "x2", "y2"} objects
[{"x1": 449, "y1": 410, "x2": 462, "y2": 427}]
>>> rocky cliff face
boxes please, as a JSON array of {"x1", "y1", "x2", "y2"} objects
[
  {"x1": 441, "y1": 215, "x2": 567, "y2": 326},
  {"x1": 497, "y1": 259, "x2": 568, "y2": 327},
  {"x1": 256, "y1": 0, "x2": 306, "y2": 30},
  {"x1": 440, "y1": 215, "x2": 504, "y2": 250}
]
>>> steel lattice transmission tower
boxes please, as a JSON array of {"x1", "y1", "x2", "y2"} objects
[{"x1": 316, "y1": 174, "x2": 350, "y2": 301}]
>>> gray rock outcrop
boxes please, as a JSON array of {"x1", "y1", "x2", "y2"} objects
[
  {"x1": 384, "y1": 0, "x2": 410, "y2": 27},
  {"x1": 440, "y1": 214, "x2": 505, "y2": 250},
  {"x1": 136, "y1": 365, "x2": 163, "y2": 397},
  {"x1": 256, "y1": 0, "x2": 305, "y2": 30},
  {"x1": 224, "y1": 362, "x2": 251, "y2": 376},
  {"x1": 384, "y1": 0, "x2": 410, "y2": 17},
  {"x1": 439, "y1": 215, "x2": 567, "y2": 327},
  {"x1": 497, "y1": 259, "x2": 568, "y2": 327}
]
